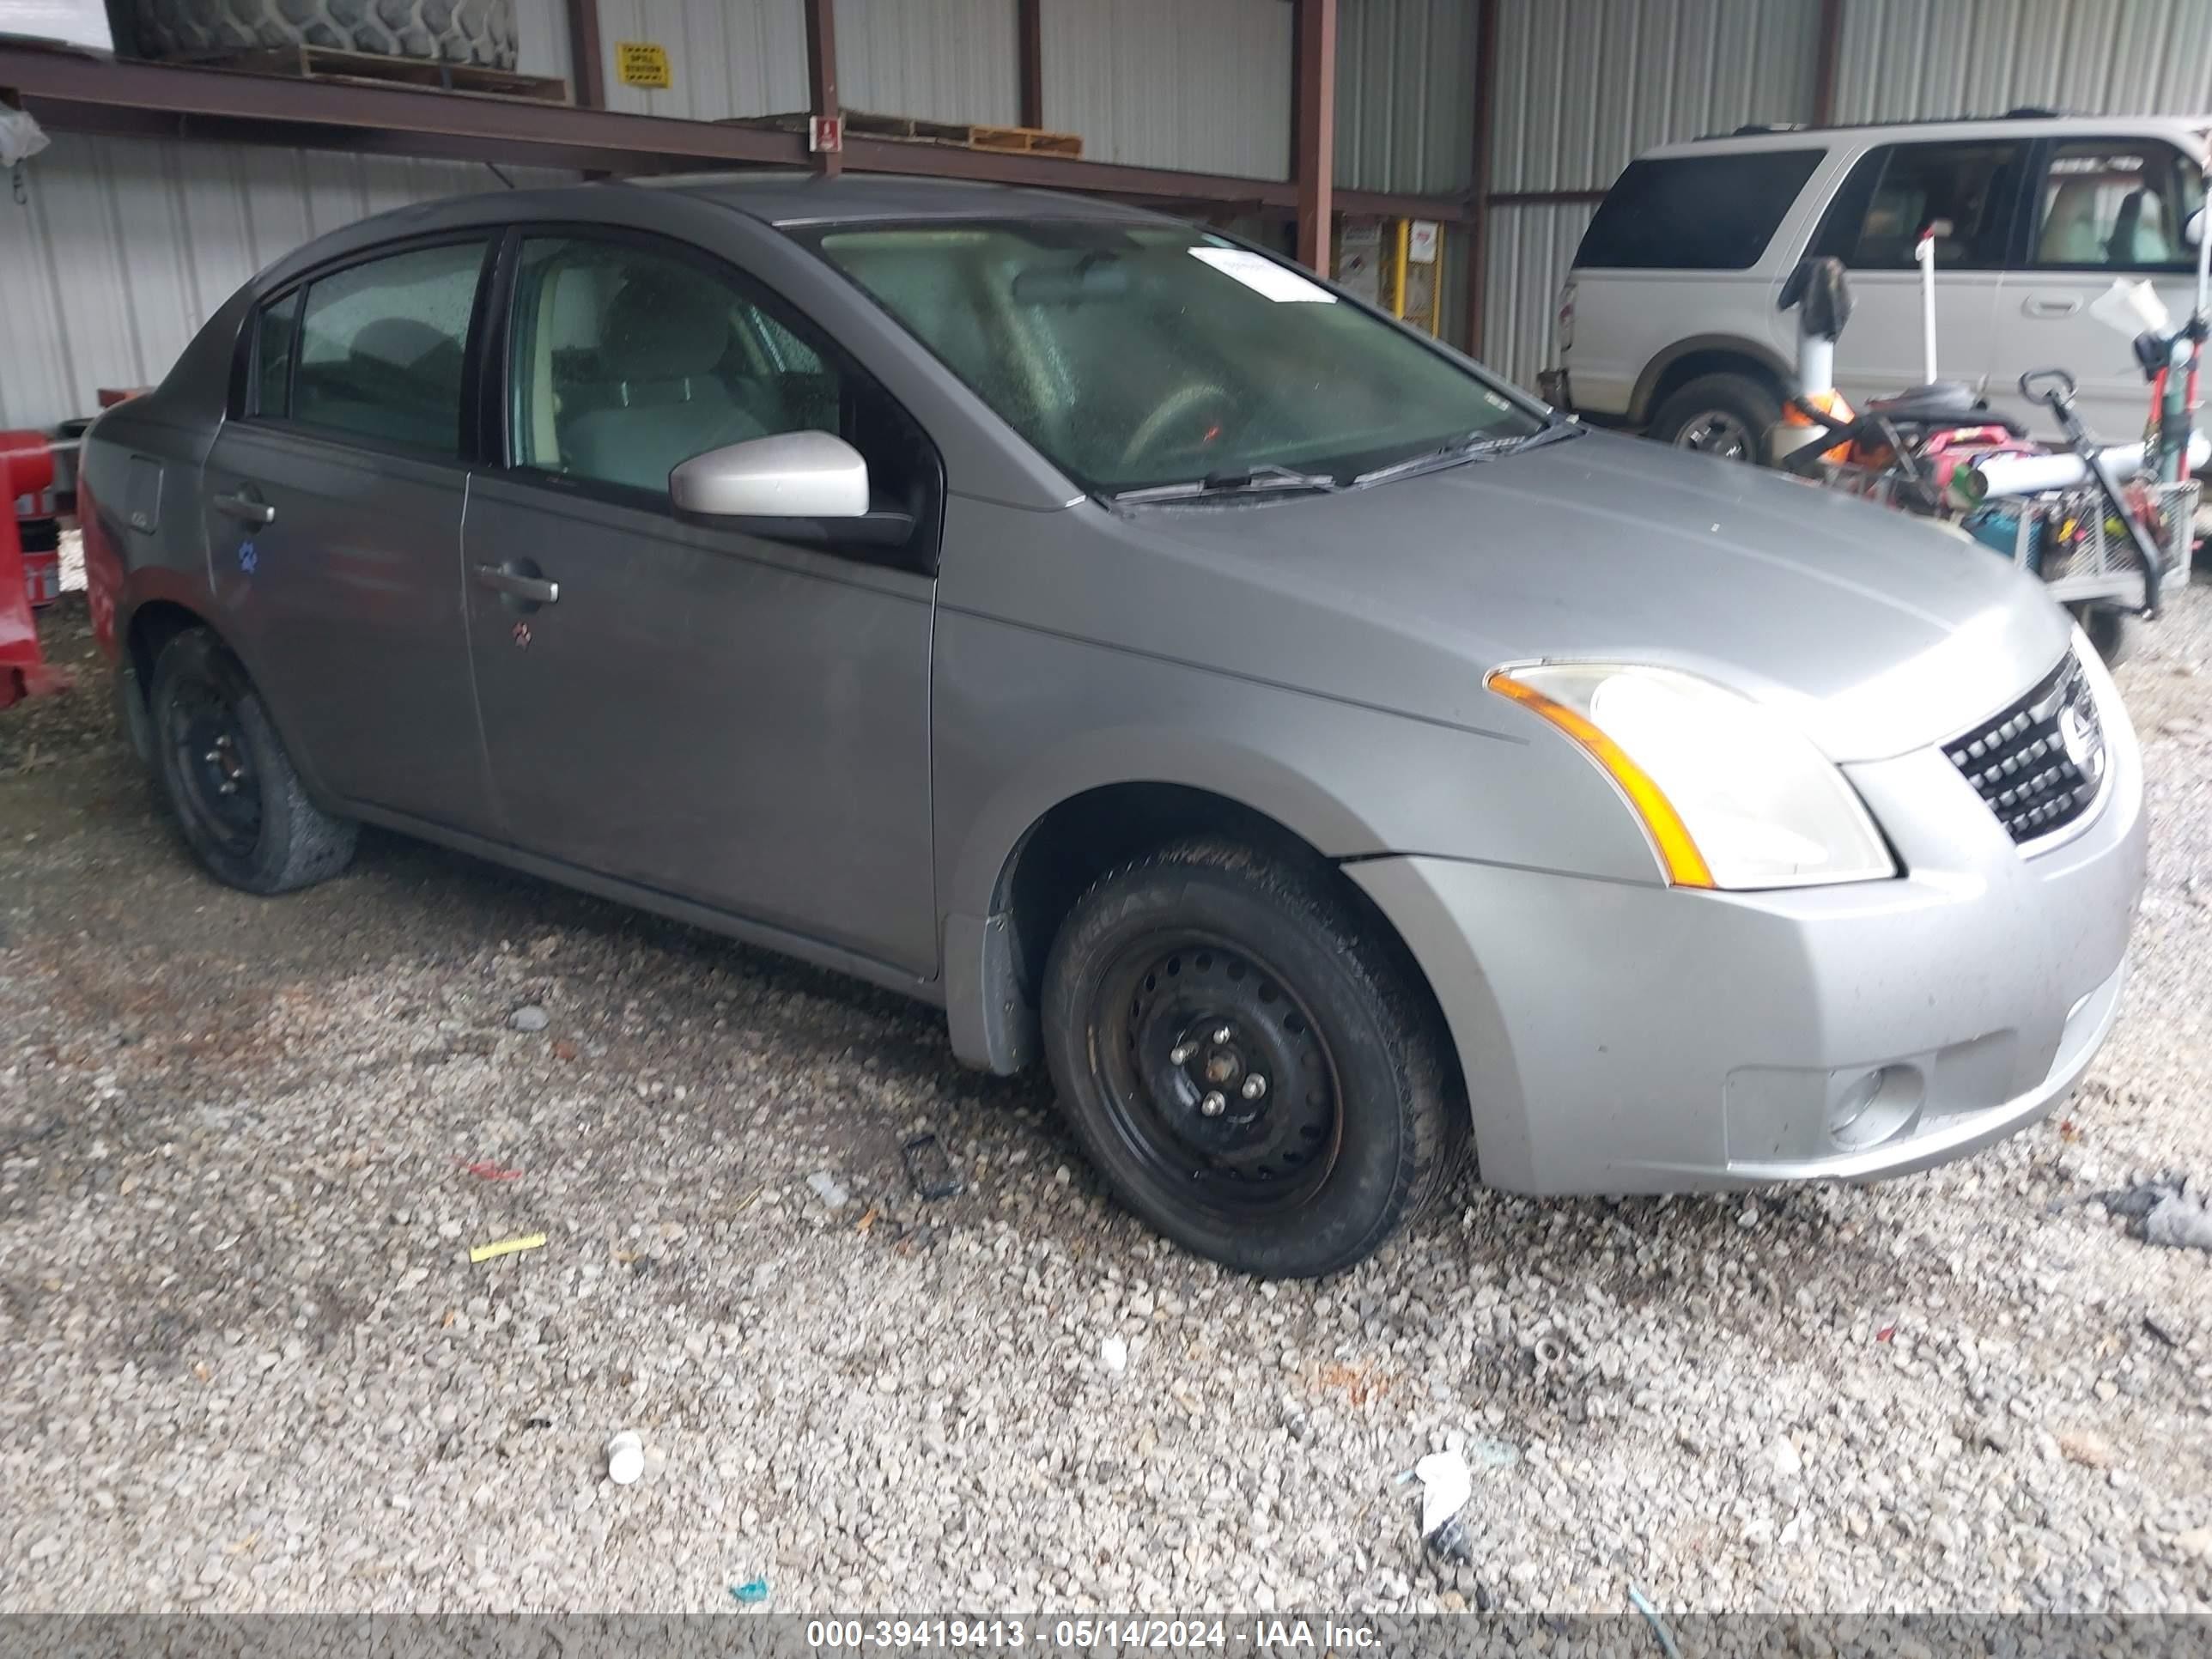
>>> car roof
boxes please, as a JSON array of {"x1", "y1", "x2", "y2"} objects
[
  {"x1": 632, "y1": 169, "x2": 1171, "y2": 228},
  {"x1": 242, "y1": 169, "x2": 1188, "y2": 295},
  {"x1": 1641, "y1": 112, "x2": 2212, "y2": 161}
]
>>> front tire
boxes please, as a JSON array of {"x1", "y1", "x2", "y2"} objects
[
  {"x1": 1649, "y1": 372, "x2": 1782, "y2": 464},
  {"x1": 150, "y1": 628, "x2": 357, "y2": 895},
  {"x1": 2069, "y1": 603, "x2": 2131, "y2": 668},
  {"x1": 1041, "y1": 839, "x2": 1465, "y2": 1279}
]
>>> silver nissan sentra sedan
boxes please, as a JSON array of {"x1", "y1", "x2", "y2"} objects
[{"x1": 76, "y1": 173, "x2": 2145, "y2": 1278}]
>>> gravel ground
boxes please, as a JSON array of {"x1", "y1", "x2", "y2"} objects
[{"x1": 0, "y1": 585, "x2": 2208, "y2": 1618}]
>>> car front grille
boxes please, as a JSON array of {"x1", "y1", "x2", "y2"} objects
[{"x1": 1945, "y1": 653, "x2": 2107, "y2": 846}]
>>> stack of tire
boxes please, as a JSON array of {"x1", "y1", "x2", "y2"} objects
[{"x1": 125, "y1": 0, "x2": 519, "y2": 70}]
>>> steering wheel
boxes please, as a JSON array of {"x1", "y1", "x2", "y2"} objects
[{"x1": 1121, "y1": 382, "x2": 1236, "y2": 470}]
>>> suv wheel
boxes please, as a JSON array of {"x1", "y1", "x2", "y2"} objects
[
  {"x1": 150, "y1": 627, "x2": 358, "y2": 894},
  {"x1": 1650, "y1": 372, "x2": 1782, "y2": 463},
  {"x1": 1041, "y1": 839, "x2": 1465, "y2": 1279}
]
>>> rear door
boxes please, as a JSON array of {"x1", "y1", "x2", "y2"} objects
[
  {"x1": 203, "y1": 237, "x2": 498, "y2": 830},
  {"x1": 1807, "y1": 138, "x2": 2032, "y2": 408},
  {"x1": 1990, "y1": 135, "x2": 2208, "y2": 441},
  {"x1": 459, "y1": 229, "x2": 940, "y2": 976}
]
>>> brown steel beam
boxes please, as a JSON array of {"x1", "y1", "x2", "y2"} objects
[
  {"x1": 1463, "y1": 0, "x2": 1498, "y2": 356},
  {"x1": 1291, "y1": 0, "x2": 1336, "y2": 271},
  {"x1": 1812, "y1": 0, "x2": 1844, "y2": 129},
  {"x1": 564, "y1": 0, "x2": 605, "y2": 109},
  {"x1": 1017, "y1": 0, "x2": 1044, "y2": 131},
  {"x1": 0, "y1": 44, "x2": 1477, "y2": 221},
  {"x1": 1, "y1": 46, "x2": 805, "y2": 168},
  {"x1": 803, "y1": 0, "x2": 840, "y2": 177}
]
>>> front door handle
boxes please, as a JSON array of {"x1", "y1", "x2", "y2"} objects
[
  {"x1": 211, "y1": 489, "x2": 276, "y2": 526},
  {"x1": 2021, "y1": 294, "x2": 2084, "y2": 319},
  {"x1": 474, "y1": 562, "x2": 560, "y2": 606}
]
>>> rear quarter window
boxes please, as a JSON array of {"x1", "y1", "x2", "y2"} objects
[{"x1": 1574, "y1": 149, "x2": 1826, "y2": 270}]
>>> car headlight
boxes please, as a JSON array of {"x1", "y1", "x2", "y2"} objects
[{"x1": 1487, "y1": 664, "x2": 1895, "y2": 890}]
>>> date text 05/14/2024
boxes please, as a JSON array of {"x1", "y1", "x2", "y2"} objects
[{"x1": 802, "y1": 1620, "x2": 1382, "y2": 1650}]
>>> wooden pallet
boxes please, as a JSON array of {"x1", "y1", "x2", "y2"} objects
[
  {"x1": 191, "y1": 44, "x2": 570, "y2": 104},
  {"x1": 726, "y1": 108, "x2": 1083, "y2": 158}
]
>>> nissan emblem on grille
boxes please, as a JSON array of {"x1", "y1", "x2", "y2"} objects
[{"x1": 1945, "y1": 655, "x2": 2106, "y2": 847}]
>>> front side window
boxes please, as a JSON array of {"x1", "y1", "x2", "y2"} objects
[
  {"x1": 1575, "y1": 150, "x2": 1826, "y2": 271},
  {"x1": 2033, "y1": 141, "x2": 2204, "y2": 270},
  {"x1": 1820, "y1": 142, "x2": 2027, "y2": 270},
  {"x1": 507, "y1": 236, "x2": 851, "y2": 495},
  {"x1": 292, "y1": 240, "x2": 486, "y2": 454},
  {"x1": 811, "y1": 222, "x2": 1540, "y2": 495}
]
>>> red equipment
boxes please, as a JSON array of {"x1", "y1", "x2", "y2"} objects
[{"x1": 0, "y1": 428, "x2": 72, "y2": 708}]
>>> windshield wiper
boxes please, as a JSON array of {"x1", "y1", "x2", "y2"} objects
[
  {"x1": 1352, "y1": 418, "x2": 1585, "y2": 487},
  {"x1": 1109, "y1": 463, "x2": 1345, "y2": 505}
]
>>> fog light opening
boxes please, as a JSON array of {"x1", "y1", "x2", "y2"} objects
[{"x1": 1827, "y1": 1065, "x2": 1924, "y2": 1152}]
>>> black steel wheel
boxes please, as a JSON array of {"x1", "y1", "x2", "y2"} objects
[
  {"x1": 1091, "y1": 933, "x2": 1344, "y2": 1218},
  {"x1": 149, "y1": 627, "x2": 357, "y2": 895},
  {"x1": 1042, "y1": 839, "x2": 1466, "y2": 1278}
]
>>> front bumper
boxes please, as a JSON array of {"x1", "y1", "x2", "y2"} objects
[{"x1": 1349, "y1": 696, "x2": 2147, "y2": 1194}]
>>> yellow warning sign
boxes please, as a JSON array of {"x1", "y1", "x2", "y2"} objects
[{"x1": 615, "y1": 40, "x2": 671, "y2": 89}]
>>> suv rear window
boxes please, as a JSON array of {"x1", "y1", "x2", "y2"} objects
[{"x1": 1574, "y1": 149, "x2": 1825, "y2": 270}]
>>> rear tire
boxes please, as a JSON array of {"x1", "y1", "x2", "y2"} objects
[
  {"x1": 1041, "y1": 839, "x2": 1465, "y2": 1279},
  {"x1": 1649, "y1": 372, "x2": 1782, "y2": 464},
  {"x1": 149, "y1": 628, "x2": 357, "y2": 895}
]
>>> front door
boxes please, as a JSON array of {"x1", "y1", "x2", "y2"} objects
[
  {"x1": 1990, "y1": 135, "x2": 2208, "y2": 442},
  {"x1": 1809, "y1": 138, "x2": 2033, "y2": 412},
  {"x1": 462, "y1": 232, "x2": 940, "y2": 977},
  {"x1": 204, "y1": 238, "x2": 495, "y2": 831}
]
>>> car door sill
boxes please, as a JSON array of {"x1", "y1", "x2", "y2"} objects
[{"x1": 343, "y1": 801, "x2": 944, "y2": 1006}]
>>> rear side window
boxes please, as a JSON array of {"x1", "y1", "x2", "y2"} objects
[
  {"x1": 1574, "y1": 150, "x2": 1825, "y2": 270},
  {"x1": 290, "y1": 240, "x2": 488, "y2": 454},
  {"x1": 1811, "y1": 141, "x2": 2028, "y2": 270}
]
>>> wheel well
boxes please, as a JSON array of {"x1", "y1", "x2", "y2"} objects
[
  {"x1": 993, "y1": 784, "x2": 1464, "y2": 1101},
  {"x1": 125, "y1": 599, "x2": 208, "y2": 700},
  {"x1": 1638, "y1": 348, "x2": 1786, "y2": 427}
]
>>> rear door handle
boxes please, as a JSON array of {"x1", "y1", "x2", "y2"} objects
[
  {"x1": 2021, "y1": 295, "x2": 2084, "y2": 319},
  {"x1": 474, "y1": 563, "x2": 560, "y2": 605},
  {"x1": 211, "y1": 489, "x2": 276, "y2": 526}
]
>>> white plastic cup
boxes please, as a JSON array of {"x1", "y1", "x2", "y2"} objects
[{"x1": 606, "y1": 1430, "x2": 645, "y2": 1486}]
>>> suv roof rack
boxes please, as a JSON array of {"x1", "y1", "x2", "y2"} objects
[{"x1": 1694, "y1": 106, "x2": 2078, "y2": 142}]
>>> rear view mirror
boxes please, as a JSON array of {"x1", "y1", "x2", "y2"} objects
[
  {"x1": 670, "y1": 430, "x2": 915, "y2": 551},
  {"x1": 672, "y1": 430, "x2": 869, "y2": 519}
]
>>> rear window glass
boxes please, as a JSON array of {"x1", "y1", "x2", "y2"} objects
[
  {"x1": 292, "y1": 240, "x2": 486, "y2": 454},
  {"x1": 1574, "y1": 149, "x2": 1825, "y2": 270}
]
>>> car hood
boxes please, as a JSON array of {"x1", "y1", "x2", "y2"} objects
[{"x1": 1106, "y1": 430, "x2": 2075, "y2": 763}]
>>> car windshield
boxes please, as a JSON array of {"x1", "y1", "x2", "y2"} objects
[{"x1": 808, "y1": 221, "x2": 1544, "y2": 495}]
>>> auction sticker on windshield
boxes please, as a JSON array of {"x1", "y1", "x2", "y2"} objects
[{"x1": 1188, "y1": 247, "x2": 1337, "y2": 303}]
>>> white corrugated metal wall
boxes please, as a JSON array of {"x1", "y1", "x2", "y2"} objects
[
  {"x1": 1336, "y1": 0, "x2": 1479, "y2": 348},
  {"x1": 1833, "y1": 0, "x2": 2212, "y2": 122},
  {"x1": 1041, "y1": 0, "x2": 1291, "y2": 177}
]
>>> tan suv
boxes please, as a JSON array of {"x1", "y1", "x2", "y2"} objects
[{"x1": 1546, "y1": 112, "x2": 2211, "y2": 457}]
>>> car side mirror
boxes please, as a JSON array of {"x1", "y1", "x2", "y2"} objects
[
  {"x1": 672, "y1": 430, "x2": 868, "y2": 518},
  {"x1": 2187, "y1": 207, "x2": 2205, "y2": 247},
  {"x1": 670, "y1": 430, "x2": 914, "y2": 550}
]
